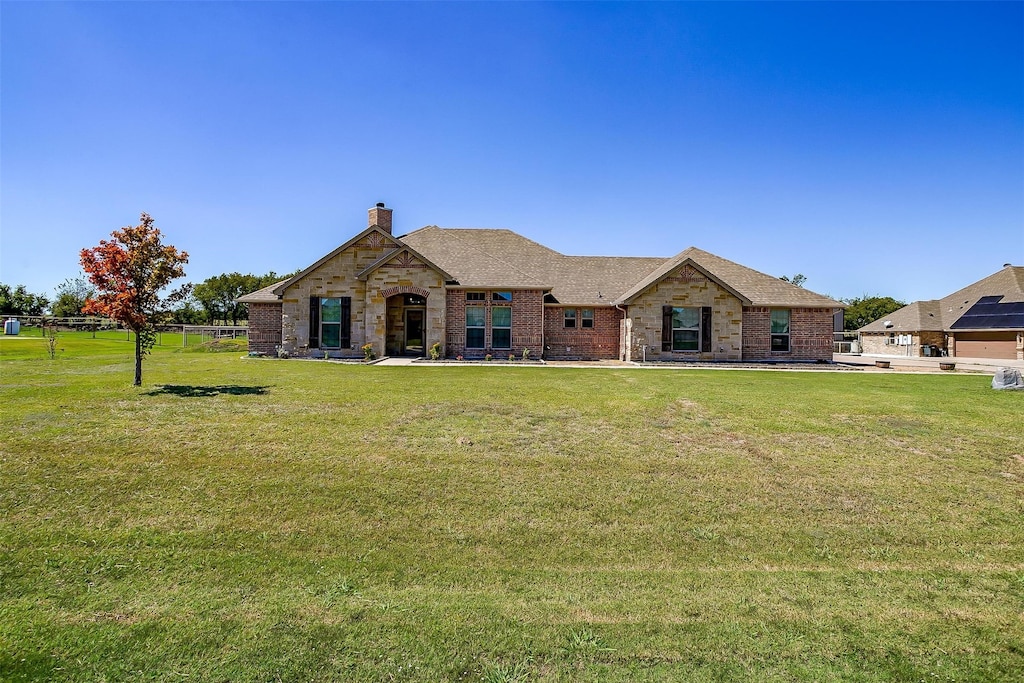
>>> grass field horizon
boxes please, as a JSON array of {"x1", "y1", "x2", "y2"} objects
[{"x1": 2, "y1": 333, "x2": 1022, "y2": 681}]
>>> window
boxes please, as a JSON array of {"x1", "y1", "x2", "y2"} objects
[
  {"x1": 581, "y1": 309, "x2": 594, "y2": 328},
  {"x1": 466, "y1": 291, "x2": 485, "y2": 301},
  {"x1": 317, "y1": 297, "x2": 351, "y2": 349},
  {"x1": 672, "y1": 307, "x2": 700, "y2": 351},
  {"x1": 492, "y1": 291, "x2": 512, "y2": 302},
  {"x1": 771, "y1": 309, "x2": 790, "y2": 352},
  {"x1": 564, "y1": 309, "x2": 576, "y2": 328},
  {"x1": 492, "y1": 306, "x2": 511, "y2": 349},
  {"x1": 466, "y1": 306, "x2": 485, "y2": 348},
  {"x1": 662, "y1": 306, "x2": 711, "y2": 352}
]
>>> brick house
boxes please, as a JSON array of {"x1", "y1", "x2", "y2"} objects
[
  {"x1": 857, "y1": 264, "x2": 1024, "y2": 360},
  {"x1": 240, "y1": 204, "x2": 843, "y2": 362}
]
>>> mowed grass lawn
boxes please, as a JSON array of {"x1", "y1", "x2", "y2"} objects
[{"x1": 1, "y1": 333, "x2": 1022, "y2": 682}]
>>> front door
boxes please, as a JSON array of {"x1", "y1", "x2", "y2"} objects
[{"x1": 404, "y1": 309, "x2": 424, "y2": 355}]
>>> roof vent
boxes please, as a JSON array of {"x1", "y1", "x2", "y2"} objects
[
  {"x1": 883, "y1": 320, "x2": 893, "y2": 328},
  {"x1": 1004, "y1": 263, "x2": 1013, "y2": 268},
  {"x1": 377, "y1": 202, "x2": 386, "y2": 208}
]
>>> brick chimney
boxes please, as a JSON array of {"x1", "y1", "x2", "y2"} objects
[{"x1": 368, "y1": 202, "x2": 393, "y2": 234}]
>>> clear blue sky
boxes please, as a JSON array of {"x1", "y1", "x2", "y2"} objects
[{"x1": 3, "y1": 1, "x2": 1022, "y2": 304}]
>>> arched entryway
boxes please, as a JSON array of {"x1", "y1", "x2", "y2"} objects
[{"x1": 383, "y1": 287, "x2": 430, "y2": 356}]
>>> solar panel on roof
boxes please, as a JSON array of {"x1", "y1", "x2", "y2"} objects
[{"x1": 950, "y1": 297, "x2": 1024, "y2": 329}]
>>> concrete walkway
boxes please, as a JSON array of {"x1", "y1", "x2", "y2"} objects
[
  {"x1": 834, "y1": 352, "x2": 1024, "y2": 374},
  {"x1": 375, "y1": 353, "x2": 1022, "y2": 374},
  {"x1": 373, "y1": 356, "x2": 417, "y2": 366}
]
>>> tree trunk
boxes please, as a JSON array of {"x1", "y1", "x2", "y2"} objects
[{"x1": 134, "y1": 331, "x2": 143, "y2": 386}]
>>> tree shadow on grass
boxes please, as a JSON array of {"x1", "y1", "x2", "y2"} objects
[{"x1": 145, "y1": 385, "x2": 271, "y2": 397}]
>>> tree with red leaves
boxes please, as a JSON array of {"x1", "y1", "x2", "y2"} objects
[{"x1": 80, "y1": 213, "x2": 189, "y2": 386}]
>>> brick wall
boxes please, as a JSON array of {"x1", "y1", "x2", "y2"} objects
[
  {"x1": 742, "y1": 307, "x2": 834, "y2": 361},
  {"x1": 248, "y1": 302, "x2": 283, "y2": 354},
  {"x1": 544, "y1": 306, "x2": 622, "y2": 359},
  {"x1": 445, "y1": 289, "x2": 544, "y2": 358}
]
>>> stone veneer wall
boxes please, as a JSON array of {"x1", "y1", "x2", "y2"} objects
[
  {"x1": 364, "y1": 267, "x2": 445, "y2": 358},
  {"x1": 625, "y1": 265, "x2": 744, "y2": 361},
  {"x1": 859, "y1": 330, "x2": 945, "y2": 357},
  {"x1": 543, "y1": 306, "x2": 623, "y2": 360},
  {"x1": 445, "y1": 289, "x2": 544, "y2": 358},
  {"x1": 742, "y1": 307, "x2": 835, "y2": 361},
  {"x1": 248, "y1": 302, "x2": 283, "y2": 355},
  {"x1": 279, "y1": 231, "x2": 445, "y2": 357}
]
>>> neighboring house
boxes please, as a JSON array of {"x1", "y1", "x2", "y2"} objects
[
  {"x1": 857, "y1": 264, "x2": 1024, "y2": 360},
  {"x1": 240, "y1": 204, "x2": 842, "y2": 362}
]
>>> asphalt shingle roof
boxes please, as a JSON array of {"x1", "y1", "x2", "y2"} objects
[
  {"x1": 616, "y1": 246, "x2": 842, "y2": 308},
  {"x1": 239, "y1": 225, "x2": 845, "y2": 309},
  {"x1": 859, "y1": 265, "x2": 1024, "y2": 332}
]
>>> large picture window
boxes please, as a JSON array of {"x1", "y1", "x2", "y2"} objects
[
  {"x1": 492, "y1": 306, "x2": 512, "y2": 349},
  {"x1": 466, "y1": 306, "x2": 485, "y2": 348},
  {"x1": 310, "y1": 296, "x2": 351, "y2": 349},
  {"x1": 671, "y1": 307, "x2": 700, "y2": 351},
  {"x1": 663, "y1": 305, "x2": 711, "y2": 352},
  {"x1": 771, "y1": 309, "x2": 790, "y2": 352}
]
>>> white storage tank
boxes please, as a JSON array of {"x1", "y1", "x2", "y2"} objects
[{"x1": 4, "y1": 319, "x2": 20, "y2": 335}]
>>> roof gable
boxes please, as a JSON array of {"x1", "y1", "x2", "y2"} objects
[
  {"x1": 356, "y1": 245, "x2": 453, "y2": 281},
  {"x1": 615, "y1": 247, "x2": 842, "y2": 308},
  {"x1": 272, "y1": 226, "x2": 401, "y2": 295}
]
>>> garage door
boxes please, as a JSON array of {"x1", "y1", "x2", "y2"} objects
[{"x1": 955, "y1": 332, "x2": 1018, "y2": 359}]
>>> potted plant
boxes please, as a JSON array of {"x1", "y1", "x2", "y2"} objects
[{"x1": 362, "y1": 343, "x2": 376, "y2": 361}]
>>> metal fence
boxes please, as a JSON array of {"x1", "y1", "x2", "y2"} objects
[{"x1": 2, "y1": 316, "x2": 248, "y2": 348}]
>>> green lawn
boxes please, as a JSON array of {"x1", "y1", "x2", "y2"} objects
[{"x1": 2, "y1": 333, "x2": 1022, "y2": 682}]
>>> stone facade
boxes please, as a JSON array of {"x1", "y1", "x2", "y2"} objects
[
  {"x1": 364, "y1": 255, "x2": 446, "y2": 357},
  {"x1": 278, "y1": 230, "x2": 445, "y2": 357},
  {"x1": 624, "y1": 265, "x2": 744, "y2": 361},
  {"x1": 445, "y1": 289, "x2": 544, "y2": 359},
  {"x1": 742, "y1": 307, "x2": 835, "y2": 361},
  {"x1": 544, "y1": 306, "x2": 623, "y2": 360}
]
